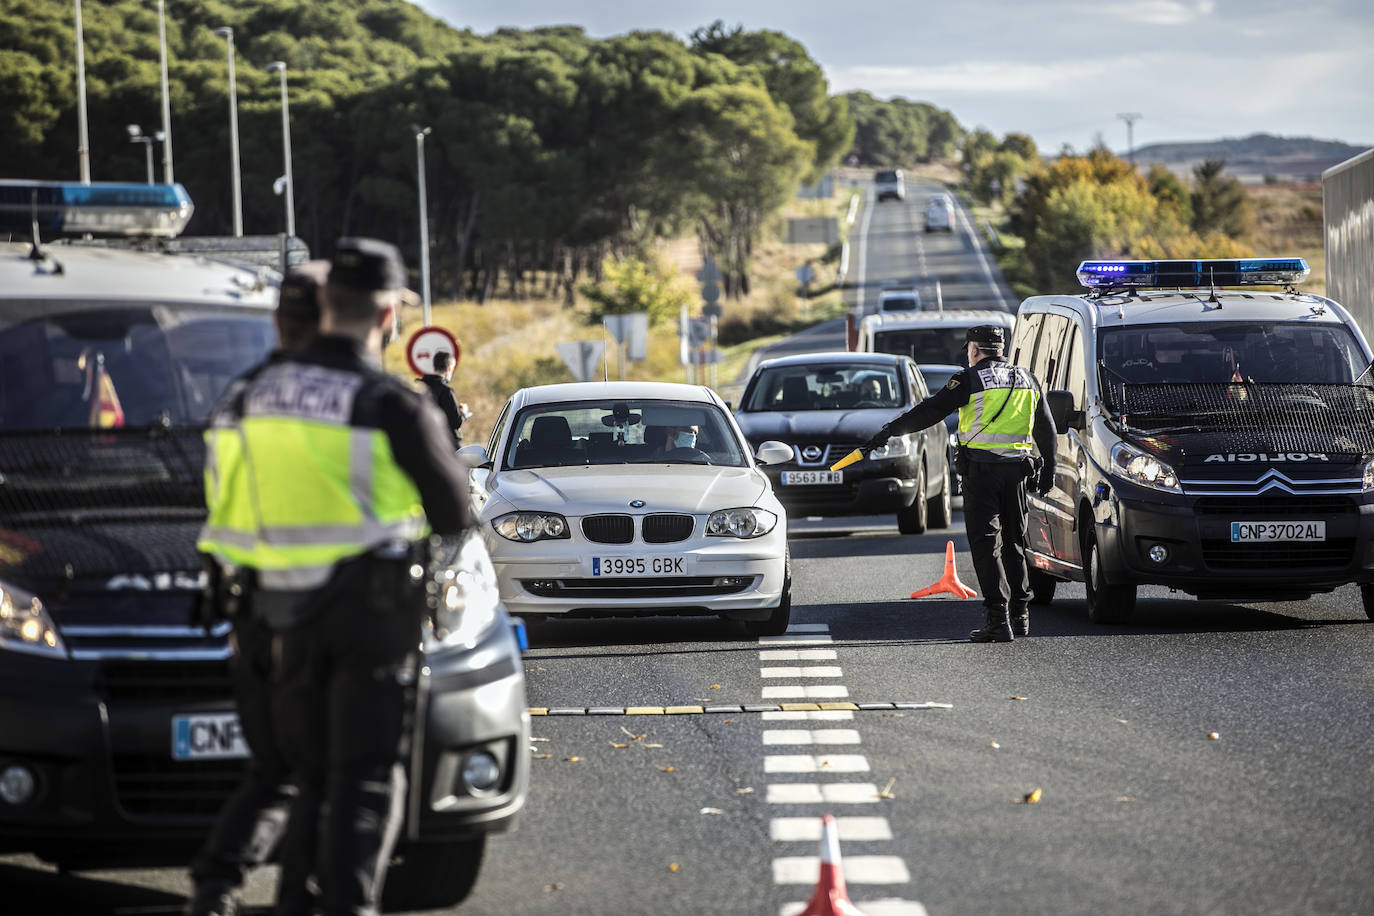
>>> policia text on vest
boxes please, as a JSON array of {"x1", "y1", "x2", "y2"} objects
[{"x1": 863, "y1": 324, "x2": 1056, "y2": 643}]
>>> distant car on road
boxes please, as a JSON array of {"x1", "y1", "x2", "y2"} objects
[
  {"x1": 875, "y1": 168, "x2": 905, "y2": 202},
  {"x1": 462, "y1": 382, "x2": 795, "y2": 635},
  {"x1": 925, "y1": 193, "x2": 955, "y2": 232},
  {"x1": 733, "y1": 352, "x2": 953, "y2": 534},
  {"x1": 876, "y1": 287, "x2": 922, "y2": 314}
]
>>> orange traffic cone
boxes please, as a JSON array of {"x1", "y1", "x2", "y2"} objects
[
  {"x1": 909, "y1": 540, "x2": 977, "y2": 599},
  {"x1": 799, "y1": 814, "x2": 868, "y2": 916}
]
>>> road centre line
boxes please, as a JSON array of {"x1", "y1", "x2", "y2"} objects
[
  {"x1": 773, "y1": 856, "x2": 911, "y2": 885},
  {"x1": 763, "y1": 729, "x2": 862, "y2": 745},
  {"x1": 762, "y1": 685, "x2": 851, "y2": 699},
  {"x1": 758, "y1": 634, "x2": 834, "y2": 645},
  {"x1": 771, "y1": 816, "x2": 892, "y2": 842},
  {"x1": 760, "y1": 666, "x2": 845, "y2": 678},
  {"x1": 759, "y1": 648, "x2": 838, "y2": 661},
  {"x1": 766, "y1": 783, "x2": 881, "y2": 804},
  {"x1": 765, "y1": 754, "x2": 871, "y2": 773},
  {"x1": 526, "y1": 702, "x2": 950, "y2": 716}
]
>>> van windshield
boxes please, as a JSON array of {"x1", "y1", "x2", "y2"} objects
[
  {"x1": 0, "y1": 302, "x2": 275, "y2": 430},
  {"x1": 1098, "y1": 322, "x2": 1366, "y2": 385},
  {"x1": 872, "y1": 327, "x2": 970, "y2": 365}
]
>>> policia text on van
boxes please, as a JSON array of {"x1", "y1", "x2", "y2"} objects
[{"x1": 1015, "y1": 258, "x2": 1374, "y2": 622}]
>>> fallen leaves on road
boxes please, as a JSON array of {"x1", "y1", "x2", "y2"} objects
[
  {"x1": 530, "y1": 736, "x2": 550, "y2": 742},
  {"x1": 1115, "y1": 796, "x2": 1137, "y2": 803},
  {"x1": 668, "y1": 863, "x2": 681, "y2": 873},
  {"x1": 621, "y1": 727, "x2": 646, "y2": 740},
  {"x1": 609, "y1": 742, "x2": 630, "y2": 749},
  {"x1": 877, "y1": 778, "x2": 896, "y2": 799},
  {"x1": 736, "y1": 786, "x2": 755, "y2": 795},
  {"x1": 543, "y1": 883, "x2": 564, "y2": 893},
  {"x1": 1114, "y1": 718, "x2": 1129, "y2": 724},
  {"x1": 1207, "y1": 732, "x2": 1220, "y2": 740},
  {"x1": 989, "y1": 742, "x2": 1001, "y2": 749},
  {"x1": 882, "y1": 713, "x2": 905, "y2": 718},
  {"x1": 657, "y1": 765, "x2": 677, "y2": 773},
  {"x1": 531, "y1": 753, "x2": 552, "y2": 760},
  {"x1": 564, "y1": 756, "x2": 581, "y2": 763},
  {"x1": 1022, "y1": 788, "x2": 1043, "y2": 804},
  {"x1": 1011, "y1": 696, "x2": 1028, "y2": 701},
  {"x1": 710, "y1": 684, "x2": 722, "y2": 689},
  {"x1": 700, "y1": 807, "x2": 723, "y2": 815}
]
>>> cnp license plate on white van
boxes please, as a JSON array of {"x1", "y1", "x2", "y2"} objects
[
  {"x1": 1229, "y1": 521, "x2": 1326, "y2": 543},
  {"x1": 172, "y1": 712, "x2": 250, "y2": 761},
  {"x1": 592, "y1": 556, "x2": 686, "y2": 577}
]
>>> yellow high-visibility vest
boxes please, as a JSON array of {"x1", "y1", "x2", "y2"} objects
[{"x1": 957, "y1": 363, "x2": 1040, "y2": 459}]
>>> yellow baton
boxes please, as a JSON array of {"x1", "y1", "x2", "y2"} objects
[{"x1": 829, "y1": 448, "x2": 865, "y2": 472}]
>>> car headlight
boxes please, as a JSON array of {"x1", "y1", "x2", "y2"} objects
[
  {"x1": 492, "y1": 512, "x2": 570, "y2": 542},
  {"x1": 427, "y1": 535, "x2": 502, "y2": 649},
  {"x1": 1363, "y1": 456, "x2": 1374, "y2": 492},
  {"x1": 0, "y1": 582, "x2": 66, "y2": 659},
  {"x1": 706, "y1": 507, "x2": 778, "y2": 539},
  {"x1": 1110, "y1": 441, "x2": 1180, "y2": 493},
  {"x1": 868, "y1": 436, "x2": 910, "y2": 459}
]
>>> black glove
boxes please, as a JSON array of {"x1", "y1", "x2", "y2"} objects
[
  {"x1": 864, "y1": 425, "x2": 893, "y2": 452},
  {"x1": 1036, "y1": 464, "x2": 1054, "y2": 496}
]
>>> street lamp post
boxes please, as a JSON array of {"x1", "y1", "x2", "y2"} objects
[
  {"x1": 156, "y1": 0, "x2": 174, "y2": 183},
  {"x1": 74, "y1": 0, "x2": 91, "y2": 182},
  {"x1": 266, "y1": 61, "x2": 295, "y2": 238},
  {"x1": 127, "y1": 125, "x2": 165, "y2": 184},
  {"x1": 412, "y1": 124, "x2": 433, "y2": 325},
  {"x1": 211, "y1": 26, "x2": 243, "y2": 237}
]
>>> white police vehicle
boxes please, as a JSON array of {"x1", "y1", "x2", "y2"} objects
[
  {"x1": 0, "y1": 181, "x2": 528, "y2": 909},
  {"x1": 1015, "y1": 258, "x2": 1374, "y2": 622}
]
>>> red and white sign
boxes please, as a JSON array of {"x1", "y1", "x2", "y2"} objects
[{"x1": 406, "y1": 325, "x2": 460, "y2": 377}]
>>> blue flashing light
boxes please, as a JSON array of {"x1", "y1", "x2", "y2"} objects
[
  {"x1": 0, "y1": 180, "x2": 194, "y2": 238},
  {"x1": 1077, "y1": 258, "x2": 1309, "y2": 290}
]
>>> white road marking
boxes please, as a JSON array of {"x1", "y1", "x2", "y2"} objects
[
  {"x1": 759, "y1": 649, "x2": 838, "y2": 661},
  {"x1": 758, "y1": 634, "x2": 834, "y2": 646},
  {"x1": 763, "y1": 710, "x2": 854, "y2": 721},
  {"x1": 782, "y1": 900, "x2": 930, "y2": 916},
  {"x1": 760, "y1": 666, "x2": 844, "y2": 678},
  {"x1": 770, "y1": 816, "x2": 893, "y2": 842},
  {"x1": 763, "y1": 729, "x2": 862, "y2": 745},
  {"x1": 765, "y1": 754, "x2": 870, "y2": 774},
  {"x1": 766, "y1": 783, "x2": 881, "y2": 804},
  {"x1": 762, "y1": 685, "x2": 850, "y2": 699},
  {"x1": 785, "y1": 624, "x2": 831, "y2": 633},
  {"x1": 772, "y1": 856, "x2": 911, "y2": 884}
]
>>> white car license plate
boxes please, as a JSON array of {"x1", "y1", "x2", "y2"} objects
[
  {"x1": 172, "y1": 712, "x2": 250, "y2": 761},
  {"x1": 782, "y1": 470, "x2": 843, "y2": 485},
  {"x1": 1229, "y1": 521, "x2": 1326, "y2": 542},
  {"x1": 592, "y1": 556, "x2": 686, "y2": 577}
]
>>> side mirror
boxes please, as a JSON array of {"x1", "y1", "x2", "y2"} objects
[
  {"x1": 725, "y1": 400, "x2": 734, "y2": 412},
  {"x1": 1045, "y1": 390, "x2": 1084, "y2": 432},
  {"x1": 457, "y1": 444, "x2": 490, "y2": 468},
  {"x1": 755, "y1": 440, "x2": 794, "y2": 466}
]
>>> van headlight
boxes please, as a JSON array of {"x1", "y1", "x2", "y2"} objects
[
  {"x1": 1110, "y1": 442, "x2": 1180, "y2": 493},
  {"x1": 868, "y1": 436, "x2": 910, "y2": 459},
  {"x1": 706, "y1": 508, "x2": 778, "y2": 539},
  {"x1": 0, "y1": 582, "x2": 67, "y2": 659},
  {"x1": 492, "y1": 512, "x2": 569, "y2": 542}
]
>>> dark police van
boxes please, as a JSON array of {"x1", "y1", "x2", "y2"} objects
[
  {"x1": 0, "y1": 181, "x2": 528, "y2": 910},
  {"x1": 1014, "y1": 258, "x2": 1374, "y2": 623}
]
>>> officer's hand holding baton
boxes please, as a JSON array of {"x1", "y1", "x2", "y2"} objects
[{"x1": 830, "y1": 424, "x2": 895, "y2": 473}]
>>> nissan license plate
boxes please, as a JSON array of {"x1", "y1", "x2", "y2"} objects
[
  {"x1": 592, "y1": 556, "x2": 686, "y2": 577},
  {"x1": 1229, "y1": 521, "x2": 1326, "y2": 543},
  {"x1": 172, "y1": 712, "x2": 250, "y2": 761},
  {"x1": 781, "y1": 470, "x2": 843, "y2": 485}
]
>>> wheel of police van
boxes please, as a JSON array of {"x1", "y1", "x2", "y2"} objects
[
  {"x1": 745, "y1": 547, "x2": 792, "y2": 637},
  {"x1": 1083, "y1": 529, "x2": 1135, "y2": 624},
  {"x1": 1028, "y1": 567, "x2": 1057, "y2": 605},
  {"x1": 897, "y1": 466, "x2": 928, "y2": 535},
  {"x1": 1361, "y1": 585, "x2": 1374, "y2": 621},
  {"x1": 928, "y1": 461, "x2": 952, "y2": 529},
  {"x1": 382, "y1": 837, "x2": 485, "y2": 912}
]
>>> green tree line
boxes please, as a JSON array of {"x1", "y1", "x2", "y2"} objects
[{"x1": 1, "y1": 1, "x2": 853, "y2": 301}]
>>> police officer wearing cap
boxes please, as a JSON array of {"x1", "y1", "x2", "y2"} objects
[
  {"x1": 187, "y1": 260, "x2": 328, "y2": 916},
  {"x1": 863, "y1": 324, "x2": 1056, "y2": 642},
  {"x1": 197, "y1": 237, "x2": 473, "y2": 915}
]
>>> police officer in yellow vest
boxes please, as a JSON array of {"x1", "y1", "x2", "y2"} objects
[
  {"x1": 865, "y1": 325, "x2": 1056, "y2": 641},
  {"x1": 197, "y1": 238, "x2": 473, "y2": 916}
]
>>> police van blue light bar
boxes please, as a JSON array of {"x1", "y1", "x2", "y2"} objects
[
  {"x1": 0, "y1": 180, "x2": 194, "y2": 238},
  {"x1": 1077, "y1": 258, "x2": 1310, "y2": 289}
]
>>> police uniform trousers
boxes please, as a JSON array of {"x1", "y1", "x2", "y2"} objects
[
  {"x1": 962, "y1": 459, "x2": 1031, "y2": 615},
  {"x1": 189, "y1": 614, "x2": 306, "y2": 909},
  {"x1": 271, "y1": 560, "x2": 421, "y2": 916}
]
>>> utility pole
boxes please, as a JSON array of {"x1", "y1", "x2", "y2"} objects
[
  {"x1": 1117, "y1": 112, "x2": 1143, "y2": 166},
  {"x1": 156, "y1": 0, "x2": 174, "y2": 183}
]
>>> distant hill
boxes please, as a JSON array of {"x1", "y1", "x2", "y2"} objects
[{"x1": 1129, "y1": 133, "x2": 1370, "y2": 185}]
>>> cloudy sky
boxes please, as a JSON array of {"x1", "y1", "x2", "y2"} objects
[{"x1": 414, "y1": 0, "x2": 1373, "y2": 154}]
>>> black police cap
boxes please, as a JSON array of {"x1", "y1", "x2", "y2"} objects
[
  {"x1": 277, "y1": 260, "x2": 328, "y2": 323},
  {"x1": 966, "y1": 324, "x2": 1006, "y2": 346},
  {"x1": 329, "y1": 237, "x2": 406, "y2": 292}
]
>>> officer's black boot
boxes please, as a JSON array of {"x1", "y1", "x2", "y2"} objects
[
  {"x1": 1010, "y1": 605, "x2": 1030, "y2": 637},
  {"x1": 969, "y1": 605, "x2": 1014, "y2": 643}
]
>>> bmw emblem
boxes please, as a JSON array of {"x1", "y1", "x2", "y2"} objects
[
  {"x1": 801, "y1": 445, "x2": 822, "y2": 461},
  {"x1": 629, "y1": 499, "x2": 646, "y2": 508}
]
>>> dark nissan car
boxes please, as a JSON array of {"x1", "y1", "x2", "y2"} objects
[{"x1": 734, "y1": 352, "x2": 952, "y2": 533}]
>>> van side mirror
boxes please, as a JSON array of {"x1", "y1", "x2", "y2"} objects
[{"x1": 1045, "y1": 390, "x2": 1084, "y2": 432}]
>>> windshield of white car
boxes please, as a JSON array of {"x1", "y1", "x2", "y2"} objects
[
  {"x1": 1098, "y1": 321, "x2": 1365, "y2": 385},
  {"x1": 742, "y1": 365, "x2": 904, "y2": 411},
  {"x1": 504, "y1": 399, "x2": 746, "y2": 468},
  {"x1": 0, "y1": 302, "x2": 276, "y2": 430}
]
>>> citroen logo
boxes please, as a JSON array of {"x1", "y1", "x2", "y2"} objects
[
  {"x1": 801, "y1": 446, "x2": 823, "y2": 461},
  {"x1": 629, "y1": 499, "x2": 646, "y2": 508}
]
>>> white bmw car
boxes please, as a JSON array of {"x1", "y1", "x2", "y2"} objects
[{"x1": 460, "y1": 382, "x2": 795, "y2": 635}]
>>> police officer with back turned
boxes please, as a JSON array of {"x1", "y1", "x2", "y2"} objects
[
  {"x1": 864, "y1": 325, "x2": 1056, "y2": 641},
  {"x1": 197, "y1": 237, "x2": 473, "y2": 916}
]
